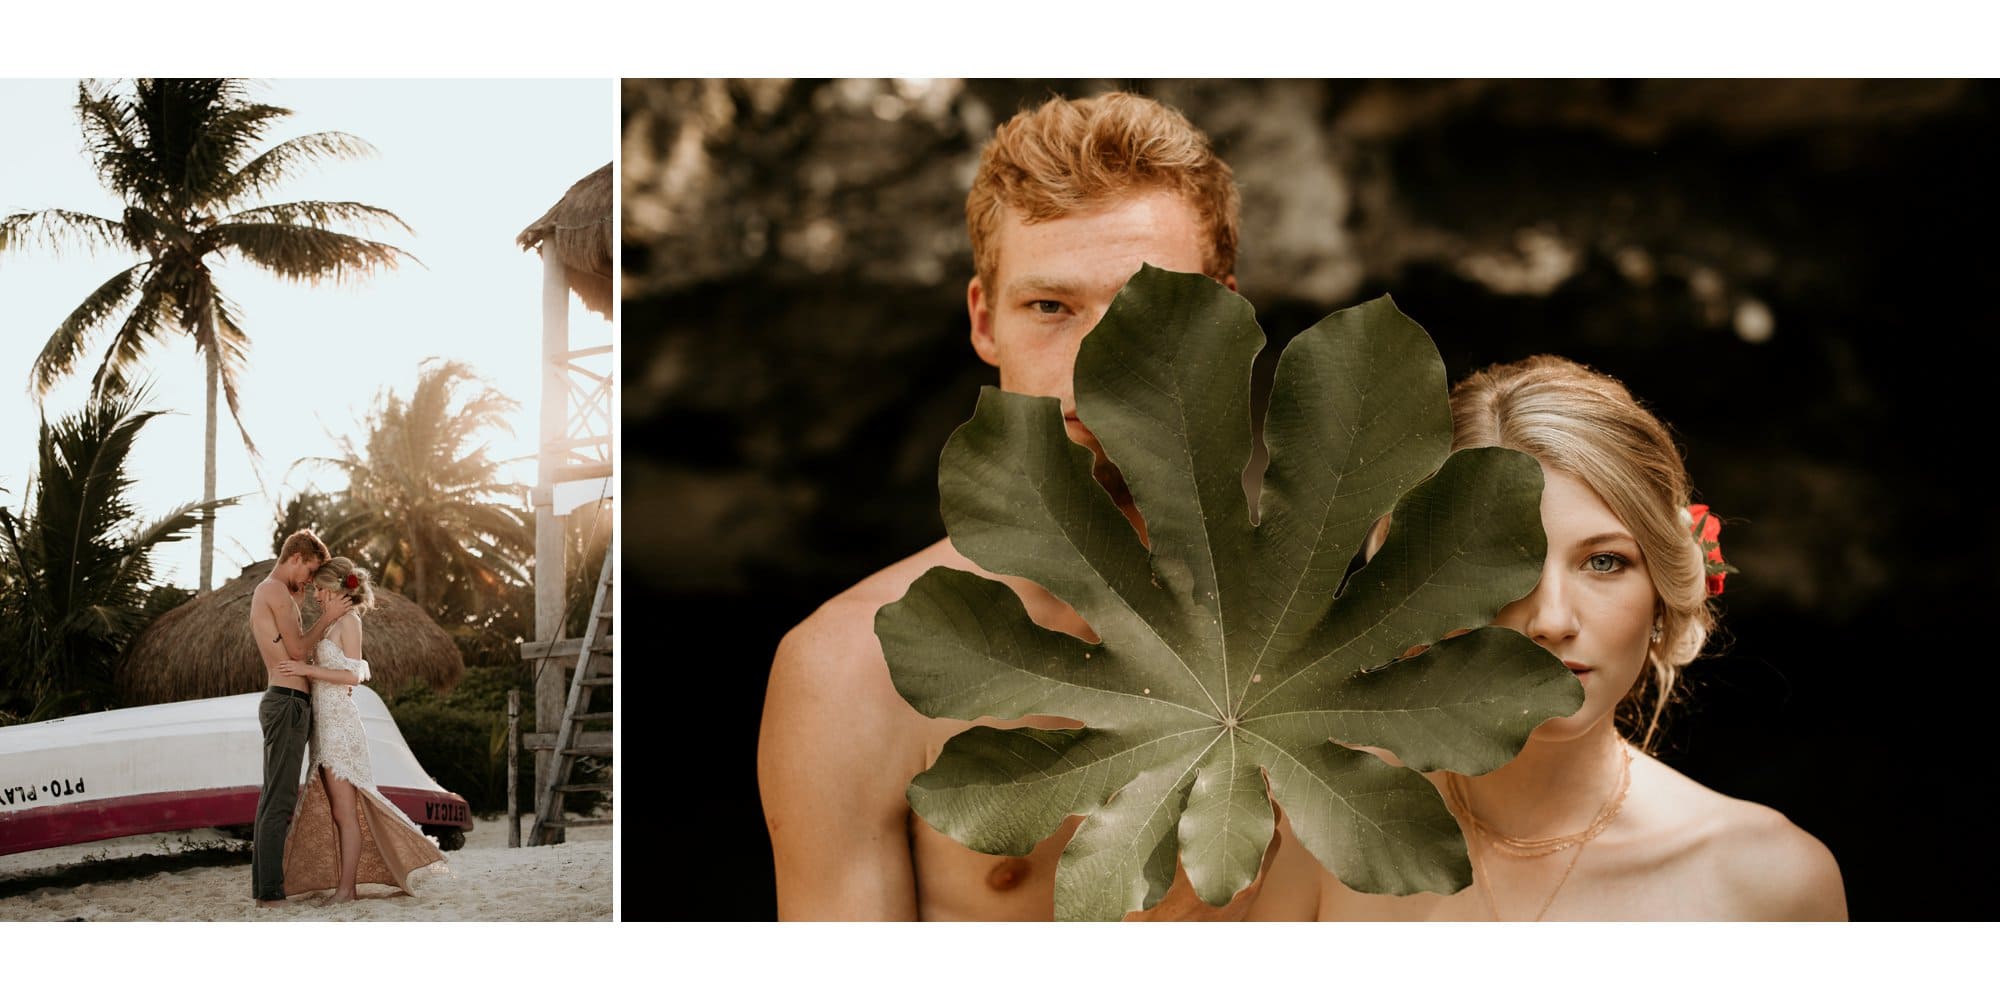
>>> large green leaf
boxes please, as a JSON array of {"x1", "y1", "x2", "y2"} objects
[{"x1": 878, "y1": 266, "x2": 1582, "y2": 920}]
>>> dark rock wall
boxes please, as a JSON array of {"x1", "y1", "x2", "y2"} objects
[{"x1": 622, "y1": 79, "x2": 1995, "y2": 919}]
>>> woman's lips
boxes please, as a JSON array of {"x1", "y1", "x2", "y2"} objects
[{"x1": 1564, "y1": 660, "x2": 1593, "y2": 676}]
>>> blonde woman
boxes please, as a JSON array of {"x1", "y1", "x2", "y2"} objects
[
  {"x1": 1252, "y1": 355, "x2": 1845, "y2": 920},
  {"x1": 278, "y1": 557, "x2": 445, "y2": 901}
]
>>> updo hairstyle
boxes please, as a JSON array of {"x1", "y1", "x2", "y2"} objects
[{"x1": 1448, "y1": 355, "x2": 1719, "y2": 752}]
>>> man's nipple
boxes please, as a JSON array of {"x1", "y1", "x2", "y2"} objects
[{"x1": 985, "y1": 856, "x2": 1032, "y2": 892}]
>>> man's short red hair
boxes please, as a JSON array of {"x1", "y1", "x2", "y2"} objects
[
  {"x1": 966, "y1": 92, "x2": 1240, "y2": 292},
  {"x1": 278, "y1": 529, "x2": 330, "y2": 565}
]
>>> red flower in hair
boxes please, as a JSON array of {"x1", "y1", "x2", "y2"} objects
[
  {"x1": 344, "y1": 573, "x2": 360, "y2": 590},
  {"x1": 1685, "y1": 504, "x2": 1736, "y2": 596}
]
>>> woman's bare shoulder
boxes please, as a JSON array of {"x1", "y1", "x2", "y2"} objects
[{"x1": 1634, "y1": 754, "x2": 1847, "y2": 920}]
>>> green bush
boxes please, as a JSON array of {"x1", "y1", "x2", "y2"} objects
[
  {"x1": 450, "y1": 624, "x2": 530, "y2": 674},
  {"x1": 387, "y1": 698, "x2": 511, "y2": 814},
  {"x1": 385, "y1": 661, "x2": 606, "y2": 817}
]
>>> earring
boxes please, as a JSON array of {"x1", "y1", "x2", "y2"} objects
[{"x1": 1649, "y1": 618, "x2": 1663, "y2": 644}]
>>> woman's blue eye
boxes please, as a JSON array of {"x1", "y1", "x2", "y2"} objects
[{"x1": 1586, "y1": 553, "x2": 1625, "y2": 573}]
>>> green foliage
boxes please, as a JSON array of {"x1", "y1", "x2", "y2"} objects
[
  {"x1": 0, "y1": 78, "x2": 412, "y2": 587},
  {"x1": 271, "y1": 488, "x2": 354, "y2": 556},
  {"x1": 301, "y1": 360, "x2": 533, "y2": 635},
  {"x1": 138, "y1": 584, "x2": 194, "y2": 623},
  {"x1": 384, "y1": 695, "x2": 513, "y2": 815},
  {"x1": 0, "y1": 387, "x2": 231, "y2": 721},
  {"x1": 449, "y1": 622, "x2": 529, "y2": 671},
  {"x1": 384, "y1": 662, "x2": 605, "y2": 816},
  {"x1": 879, "y1": 267, "x2": 1582, "y2": 919}
]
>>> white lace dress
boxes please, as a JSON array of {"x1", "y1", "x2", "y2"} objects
[{"x1": 281, "y1": 637, "x2": 445, "y2": 897}]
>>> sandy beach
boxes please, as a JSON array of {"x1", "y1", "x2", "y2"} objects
[{"x1": 0, "y1": 812, "x2": 611, "y2": 921}]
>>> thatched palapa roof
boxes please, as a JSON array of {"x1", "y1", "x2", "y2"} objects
[
  {"x1": 518, "y1": 162, "x2": 613, "y2": 319},
  {"x1": 117, "y1": 560, "x2": 465, "y2": 706}
]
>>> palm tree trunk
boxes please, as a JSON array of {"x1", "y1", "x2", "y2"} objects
[{"x1": 199, "y1": 305, "x2": 219, "y2": 595}]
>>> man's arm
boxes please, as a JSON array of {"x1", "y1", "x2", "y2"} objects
[
  {"x1": 757, "y1": 605, "x2": 923, "y2": 920},
  {"x1": 274, "y1": 661, "x2": 354, "y2": 684}
]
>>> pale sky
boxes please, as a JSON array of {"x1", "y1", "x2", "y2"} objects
[{"x1": 0, "y1": 79, "x2": 614, "y2": 591}]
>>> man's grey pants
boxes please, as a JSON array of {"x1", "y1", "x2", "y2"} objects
[{"x1": 252, "y1": 686, "x2": 312, "y2": 901}]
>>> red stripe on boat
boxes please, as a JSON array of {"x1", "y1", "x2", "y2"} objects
[{"x1": 0, "y1": 785, "x2": 472, "y2": 857}]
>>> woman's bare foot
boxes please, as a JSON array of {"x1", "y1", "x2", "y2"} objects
[{"x1": 331, "y1": 890, "x2": 356, "y2": 902}]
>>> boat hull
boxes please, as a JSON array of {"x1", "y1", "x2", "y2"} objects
[{"x1": 1, "y1": 689, "x2": 473, "y2": 857}]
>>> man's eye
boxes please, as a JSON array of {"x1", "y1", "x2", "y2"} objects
[
  {"x1": 1586, "y1": 553, "x2": 1626, "y2": 573},
  {"x1": 1029, "y1": 300, "x2": 1064, "y2": 315}
]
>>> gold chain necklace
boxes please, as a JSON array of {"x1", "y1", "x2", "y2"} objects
[{"x1": 1445, "y1": 742, "x2": 1632, "y2": 921}]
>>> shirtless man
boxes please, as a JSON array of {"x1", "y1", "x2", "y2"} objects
[
  {"x1": 758, "y1": 92, "x2": 1263, "y2": 920},
  {"x1": 248, "y1": 529, "x2": 352, "y2": 906}
]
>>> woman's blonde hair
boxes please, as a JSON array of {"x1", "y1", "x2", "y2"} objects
[
  {"x1": 966, "y1": 91, "x2": 1239, "y2": 292},
  {"x1": 1448, "y1": 355, "x2": 1717, "y2": 753},
  {"x1": 312, "y1": 556, "x2": 378, "y2": 615}
]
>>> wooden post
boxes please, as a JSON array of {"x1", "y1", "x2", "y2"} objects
[
  {"x1": 534, "y1": 251, "x2": 570, "y2": 843},
  {"x1": 507, "y1": 688, "x2": 521, "y2": 849}
]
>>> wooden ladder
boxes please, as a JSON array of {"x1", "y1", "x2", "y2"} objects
[{"x1": 522, "y1": 557, "x2": 614, "y2": 846}]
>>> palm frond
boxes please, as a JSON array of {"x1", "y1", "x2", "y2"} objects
[
  {"x1": 75, "y1": 80, "x2": 154, "y2": 207},
  {"x1": 2, "y1": 383, "x2": 208, "y2": 714},
  {"x1": 25, "y1": 261, "x2": 147, "y2": 395},
  {"x1": 217, "y1": 132, "x2": 381, "y2": 203},
  {"x1": 131, "y1": 80, "x2": 287, "y2": 213},
  {"x1": 116, "y1": 205, "x2": 183, "y2": 253},
  {"x1": 210, "y1": 223, "x2": 415, "y2": 283},
  {"x1": 208, "y1": 293, "x2": 265, "y2": 467},
  {"x1": 220, "y1": 199, "x2": 413, "y2": 237},
  {"x1": 114, "y1": 496, "x2": 239, "y2": 583},
  {"x1": 84, "y1": 276, "x2": 173, "y2": 401},
  {"x1": 61, "y1": 395, "x2": 159, "y2": 606},
  {"x1": 0, "y1": 209, "x2": 133, "y2": 256},
  {"x1": 191, "y1": 99, "x2": 293, "y2": 193}
]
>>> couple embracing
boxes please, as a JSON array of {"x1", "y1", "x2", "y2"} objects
[{"x1": 248, "y1": 529, "x2": 445, "y2": 906}]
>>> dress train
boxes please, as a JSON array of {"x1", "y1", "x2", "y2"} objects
[{"x1": 282, "y1": 638, "x2": 445, "y2": 896}]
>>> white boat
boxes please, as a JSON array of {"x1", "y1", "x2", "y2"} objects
[{"x1": 0, "y1": 687, "x2": 474, "y2": 856}]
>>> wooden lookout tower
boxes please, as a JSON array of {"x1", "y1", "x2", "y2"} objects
[{"x1": 515, "y1": 162, "x2": 615, "y2": 844}]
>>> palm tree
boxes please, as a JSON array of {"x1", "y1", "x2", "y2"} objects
[
  {"x1": 0, "y1": 386, "x2": 231, "y2": 721},
  {"x1": 0, "y1": 78, "x2": 413, "y2": 593},
  {"x1": 309, "y1": 360, "x2": 533, "y2": 633}
]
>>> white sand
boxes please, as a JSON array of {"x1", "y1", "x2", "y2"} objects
[{"x1": 0, "y1": 813, "x2": 611, "y2": 921}]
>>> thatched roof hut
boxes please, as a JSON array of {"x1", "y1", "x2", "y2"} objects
[
  {"x1": 117, "y1": 561, "x2": 465, "y2": 706},
  {"x1": 517, "y1": 162, "x2": 613, "y2": 319}
]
